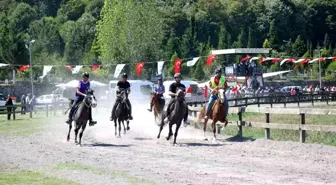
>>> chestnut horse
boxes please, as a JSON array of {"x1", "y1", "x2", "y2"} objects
[
  {"x1": 198, "y1": 89, "x2": 228, "y2": 140},
  {"x1": 151, "y1": 92, "x2": 165, "y2": 125}
]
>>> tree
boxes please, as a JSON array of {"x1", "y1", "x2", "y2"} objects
[
  {"x1": 247, "y1": 27, "x2": 254, "y2": 48},
  {"x1": 168, "y1": 52, "x2": 178, "y2": 77},
  {"x1": 291, "y1": 35, "x2": 305, "y2": 57},
  {"x1": 236, "y1": 28, "x2": 247, "y2": 48},
  {"x1": 57, "y1": 0, "x2": 85, "y2": 21},
  {"x1": 268, "y1": 20, "x2": 277, "y2": 49},
  {"x1": 263, "y1": 39, "x2": 270, "y2": 48},
  {"x1": 193, "y1": 57, "x2": 205, "y2": 81}
]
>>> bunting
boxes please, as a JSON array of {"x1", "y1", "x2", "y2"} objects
[
  {"x1": 174, "y1": 59, "x2": 182, "y2": 73},
  {"x1": 39, "y1": 65, "x2": 53, "y2": 79},
  {"x1": 136, "y1": 62, "x2": 145, "y2": 76},
  {"x1": 114, "y1": 64, "x2": 125, "y2": 78},
  {"x1": 157, "y1": 61, "x2": 164, "y2": 75},
  {"x1": 240, "y1": 55, "x2": 251, "y2": 62},
  {"x1": 92, "y1": 65, "x2": 101, "y2": 71},
  {"x1": 18, "y1": 65, "x2": 30, "y2": 72},
  {"x1": 206, "y1": 55, "x2": 216, "y2": 67},
  {"x1": 71, "y1": 66, "x2": 83, "y2": 74},
  {"x1": 186, "y1": 57, "x2": 200, "y2": 67}
]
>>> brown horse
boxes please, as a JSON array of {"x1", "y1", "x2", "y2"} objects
[
  {"x1": 198, "y1": 89, "x2": 228, "y2": 140},
  {"x1": 151, "y1": 92, "x2": 165, "y2": 125}
]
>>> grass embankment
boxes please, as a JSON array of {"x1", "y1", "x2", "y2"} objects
[
  {"x1": 195, "y1": 111, "x2": 336, "y2": 146},
  {"x1": 0, "y1": 170, "x2": 79, "y2": 185},
  {"x1": 56, "y1": 162, "x2": 155, "y2": 185}
]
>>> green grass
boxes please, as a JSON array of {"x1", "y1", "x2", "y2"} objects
[
  {"x1": 0, "y1": 170, "x2": 79, "y2": 185},
  {"x1": 56, "y1": 162, "x2": 155, "y2": 185},
  {"x1": 0, "y1": 117, "x2": 45, "y2": 136}
]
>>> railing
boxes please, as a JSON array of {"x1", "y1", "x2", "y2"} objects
[
  {"x1": 0, "y1": 103, "x2": 69, "y2": 120},
  {"x1": 185, "y1": 92, "x2": 336, "y2": 108},
  {"x1": 188, "y1": 106, "x2": 336, "y2": 143}
]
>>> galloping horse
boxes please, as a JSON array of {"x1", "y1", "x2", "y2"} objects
[
  {"x1": 114, "y1": 89, "x2": 130, "y2": 138},
  {"x1": 198, "y1": 88, "x2": 228, "y2": 140},
  {"x1": 157, "y1": 88, "x2": 186, "y2": 145},
  {"x1": 151, "y1": 92, "x2": 165, "y2": 125},
  {"x1": 66, "y1": 89, "x2": 97, "y2": 146}
]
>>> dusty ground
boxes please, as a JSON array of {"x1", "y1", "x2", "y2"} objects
[{"x1": 1, "y1": 105, "x2": 336, "y2": 185}]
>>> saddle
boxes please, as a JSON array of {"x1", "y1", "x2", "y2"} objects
[{"x1": 72, "y1": 101, "x2": 86, "y2": 121}]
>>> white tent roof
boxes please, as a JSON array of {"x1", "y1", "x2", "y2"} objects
[{"x1": 55, "y1": 80, "x2": 106, "y2": 88}]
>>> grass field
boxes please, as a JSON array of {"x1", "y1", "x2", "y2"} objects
[{"x1": 0, "y1": 170, "x2": 79, "y2": 185}]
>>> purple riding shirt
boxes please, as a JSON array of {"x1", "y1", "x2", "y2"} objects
[{"x1": 76, "y1": 80, "x2": 90, "y2": 99}]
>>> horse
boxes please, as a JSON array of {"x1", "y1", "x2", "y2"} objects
[
  {"x1": 157, "y1": 88, "x2": 186, "y2": 145},
  {"x1": 114, "y1": 89, "x2": 130, "y2": 138},
  {"x1": 198, "y1": 88, "x2": 228, "y2": 140},
  {"x1": 151, "y1": 92, "x2": 165, "y2": 125},
  {"x1": 66, "y1": 89, "x2": 97, "y2": 146}
]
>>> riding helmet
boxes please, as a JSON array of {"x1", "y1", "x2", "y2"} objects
[
  {"x1": 215, "y1": 68, "x2": 222, "y2": 74},
  {"x1": 174, "y1": 73, "x2": 182, "y2": 78},
  {"x1": 122, "y1": 73, "x2": 128, "y2": 78},
  {"x1": 82, "y1": 72, "x2": 89, "y2": 78}
]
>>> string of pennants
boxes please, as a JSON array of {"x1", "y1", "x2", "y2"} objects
[{"x1": 1, "y1": 54, "x2": 336, "y2": 78}]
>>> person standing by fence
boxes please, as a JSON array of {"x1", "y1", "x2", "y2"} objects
[
  {"x1": 21, "y1": 95, "x2": 26, "y2": 114},
  {"x1": 5, "y1": 94, "x2": 13, "y2": 120}
]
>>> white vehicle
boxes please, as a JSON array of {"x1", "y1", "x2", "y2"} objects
[
  {"x1": 163, "y1": 80, "x2": 202, "y2": 102},
  {"x1": 109, "y1": 80, "x2": 154, "y2": 103},
  {"x1": 36, "y1": 94, "x2": 69, "y2": 104}
]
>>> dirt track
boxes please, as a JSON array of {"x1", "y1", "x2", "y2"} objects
[{"x1": 1, "y1": 106, "x2": 336, "y2": 185}]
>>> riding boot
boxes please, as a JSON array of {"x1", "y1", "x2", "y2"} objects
[
  {"x1": 88, "y1": 108, "x2": 97, "y2": 126},
  {"x1": 164, "y1": 99, "x2": 174, "y2": 123}
]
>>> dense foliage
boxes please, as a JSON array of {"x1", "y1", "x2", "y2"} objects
[{"x1": 1, "y1": 0, "x2": 336, "y2": 80}]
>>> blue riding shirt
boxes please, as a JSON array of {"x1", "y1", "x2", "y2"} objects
[
  {"x1": 155, "y1": 84, "x2": 165, "y2": 93},
  {"x1": 76, "y1": 80, "x2": 90, "y2": 99}
]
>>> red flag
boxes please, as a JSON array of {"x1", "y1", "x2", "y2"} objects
[
  {"x1": 65, "y1": 65, "x2": 72, "y2": 70},
  {"x1": 136, "y1": 62, "x2": 145, "y2": 76},
  {"x1": 240, "y1": 55, "x2": 251, "y2": 62},
  {"x1": 174, "y1": 59, "x2": 182, "y2": 73},
  {"x1": 272, "y1": 58, "x2": 281, "y2": 63},
  {"x1": 206, "y1": 54, "x2": 216, "y2": 67},
  {"x1": 258, "y1": 57, "x2": 264, "y2": 64},
  {"x1": 287, "y1": 58, "x2": 296, "y2": 63},
  {"x1": 333, "y1": 56, "x2": 336, "y2": 61},
  {"x1": 92, "y1": 65, "x2": 100, "y2": 71},
  {"x1": 18, "y1": 65, "x2": 30, "y2": 72},
  {"x1": 301, "y1": 59, "x2": 311, "y2": 64}
]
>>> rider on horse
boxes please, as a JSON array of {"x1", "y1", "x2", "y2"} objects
[
  {"x1": 110, "y1": 73, "x2": 133, "y2": 121},
  {"x1": 66, "y1": 72, "x2": 97, "y2": 126},
  {"x1": 164, "y1": 73, "x2": 189, "y2": 127},
  {"x1": 147, "y1": 77, "x2": 165, "y2": 112},
  {"x1": 204, "y1": 68, "x2": 229, "y2": 120}
]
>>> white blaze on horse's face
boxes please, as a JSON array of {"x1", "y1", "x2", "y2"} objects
[
  {"x1": 218, "y1": 89, "x2": 225, "y2": 103},
  {"x1": 91, "y1": 95, "x2": 97, "y2": 108}
]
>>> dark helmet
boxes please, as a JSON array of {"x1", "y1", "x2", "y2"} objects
[
  {"x1": 174, "y1": 73, "x2": 182, "y2": 78},
  {"x1": 158, "y1": 77, "x2": 163, "y2": 81},
  {"x1": 215, "y1": 68, "x2": 222, "y2": 74},
  {"x1": 122, "y1": 73, "x2": 128, "y2": 78},
  {"x1": 82, "y1": 72, "x2": 89, "y2": 78}
]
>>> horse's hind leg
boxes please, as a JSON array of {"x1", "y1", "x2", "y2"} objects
[
  {"x1": 126, "y1": 120, "x2": 130, "y2": 130},
  {"x1": 122, "y1": 120, "x2": 126, "y2": 134},
  {"x1": 157, "y1": 117, "x2": 165, "y2": 139},
  {"x1": 67, "y1": 122, "x2": 72, "y2": 142},
  {"x1": 203, "y1": 119, "x2": 209, "y2": 140},
  {"x1": 212, "y1": 119, "x2": 217, "y2": 140},
  {"x1": 114, "y1": 120, "x2": 117, "y2": 137},
  {"x1": 173, "y1": 122, "x2": 182, "y2": 145},
  {"x1": 79, "y1": 122, "x2": 87, "y2": 146}
]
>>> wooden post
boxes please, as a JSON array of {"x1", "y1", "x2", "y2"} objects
[
  {"x1": 46, "y1": 104, "x2": 49, "y2": 117},
  {"x1": 238, "y1": 109, "x2": 243, "y2": 138},
  {"x1": 257, "y1": 96, "x2": 260, "y2": 107},
  {"x1": 311, "y1": 94, "x2": 314, "y2": 106},
  {"x1": 300, "y1": 113, "x2": 306, "y2": 143},
  {"x1": 297, "y1": 94, "x2": 300, "y2": 107},
  {"x1": 29, "y1": 106, "x2": 33, "y2": 119},
  {"x1": 284, "y1": 97, "x2": 287, "y2": 108},
  {"x1": 270, "y1": 97, "x2": 273, "y2": 108},
  {"x1": 326, "y1": 94, "x2": 329, "y2": 105},
  {"x1": 13, "y1": 106, "x2": 16, "y2": 120},
  {"x1": 245, "y1": 98, "x2": 248, "y2": 107},
  {"x1": 265, "y1": 113, "x2": 270, "y2": 139}
]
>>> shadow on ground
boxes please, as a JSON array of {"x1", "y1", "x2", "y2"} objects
[
  {"x1": 84, "y1": 143, "x2": 133, "y2": 148},
  {"x1": 225, "y1": 135, "x2": 256, "y2": 142}
]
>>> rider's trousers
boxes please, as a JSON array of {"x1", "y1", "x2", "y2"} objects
[
  {"x1": 206, "y1": 94, "x2": 229, "y2": 116},
  {"x1": 69, "y1": 97, "x2": 93, "y2": 120}
]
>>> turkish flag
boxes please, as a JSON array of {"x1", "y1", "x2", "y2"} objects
[
  {"x1": 92, "y1": 65, "x2": 100, "y2": 71},
  {"x1": 206, "y1": 54, "x2": 216, "y2": 67},
  {"x1": 18, "y1": 65, "x2": 30, "y2": 72},
  {"x1": 258, "y1": 57, "x2": 264, "y2": 64},
  {"x1": 136, "y1": 62, "x2": 145, "y2": 76},
  {"x1": 174, "y1": 59, "x2": 182, "y2": 73},
  {"x1": 333, "y1": 56, "x2": 336, "y2": 61},
  {"x1": 240, "y1": 55, "x2": 251, "y2": 62},
  {"x1": 272, "y1": 58, "x2": 281, "y2": 63},
  {"x1": 65, "y1": 65, "x2": 72, "y2": 70}
]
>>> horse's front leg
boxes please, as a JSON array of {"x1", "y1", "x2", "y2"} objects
[
  {"x1": 157, "y1": 115, "x2": 165, "y2": 139},
  {"x1": 173, "y1": 121, "x2": 182, "y2": 145},
  {"x1": 203, "y1": 118, "x2": 209, "y2": 140},
  {"x1": 166, "y1": 122, "x2": 173, "y2": 141},
  {"x1": 67, "y1": 121, "x2": 72, "y2": 142},
  {"x1": 118, "y1": 120, "x2": 121, "y2": 138},
  {"x1": 74, "y1": 122, "x2": 80, "y2": 144},
  {"x1": 212, "y1": 119, "x2": 217, "y2": 140},
  {"x1": 122, "y1": 120, "x2": 126, "y2": 134},
  {"x1": 114, "y1": 119, "x2": 117, "y2": 137},
  {"x1": 126, "y1": 120, "x2": 130, "y2": 130},
  {"x1": 78, "y1": 121, "x2": 87, "y2": 146}
]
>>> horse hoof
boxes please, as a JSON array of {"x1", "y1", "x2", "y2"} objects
[
  {"x1": 67, "y1": 138, "x2": 70, "y2": 142},
  {"x1": 123, "y1": 131, "x2": 126, "y2": 134},
  {"x1": 117, "y1": 136, "x2": 121, "y2": 138},
  {"x1": 173, "y1": 143, "x2": 178, "y2": 146},
  {"x1": 127, "y1": 127, "x2": 130, "y2": 130},
  {"x1": 204, "y1": 138, "x2": 208, "y2": 141}
]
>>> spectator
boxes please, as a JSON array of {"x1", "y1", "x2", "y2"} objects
[
  {"x1": 5, "y1": 94, "x2": 13, "y2": 120},
  {"x1": 25, "y1": 94, "x2": 31, "y2": 112},
  {"x1": 290, "y1": 88, "x2": 296, "y2": 96},
  {"x1": 30, "y1": 95, "x2": 36, "y2": 114},
  {"x1": 21, "y1": 95, "x2": 26, "y2": 114}
]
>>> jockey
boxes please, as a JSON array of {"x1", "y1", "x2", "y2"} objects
[
  {"x1": 164, "y1": 73, "x2": 189, "y2": 127},
  {"x1": 66, "y1": 72, "x2": 97, "y2": 126},
  {"x1": 110, "y1": 73, "x2": 133, "y2": 121},
  {"x1": 204, "y1": 68, "x2": 229, "y2": 120},
  {"x1": 148, "y1": 77, "x2": 165, "y2": 112}
]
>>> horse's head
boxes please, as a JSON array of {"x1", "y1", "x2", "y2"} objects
[
  {"x1": 84, "y1": 89, "x2": 97, "y2": 108},
  {"x1": 218, "y1": 89, "x2": 225, "y2": 104},
  {"x1": 118, "y1": 89, "x2": 128, "y2": 103},
  {"x1": 176, "y1": 88, "x2": 185, "y2": 101}
]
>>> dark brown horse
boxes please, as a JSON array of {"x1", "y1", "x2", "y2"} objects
[
  {"x1": 66, "y1": 90, "x2": 97, "y2": 146},
  {"x1": 157, "y1": 89, "x2": 186, "y2": 145},
  {"x1": 198, "y1": 89, "x2": 228, "y2": 140},
  {"x1": 151, "y1": 92, "x2": 165, "y2": 125},
  {"x1": 113, "y1": 89, "x2": 130, "y2": 138}
]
